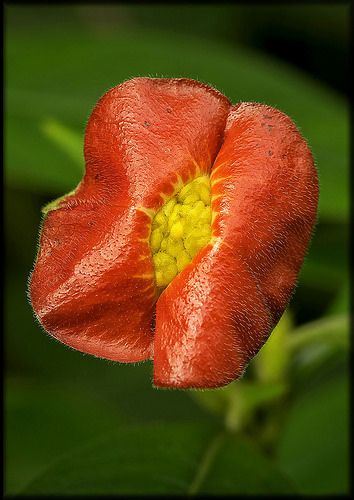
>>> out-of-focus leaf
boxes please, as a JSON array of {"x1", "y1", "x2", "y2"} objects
[
  {"x1": 327, "y1": 280, "x2": 349, "y2": 315},
  {"x1": 191, "y1": 380, "x2": 287, "y2": 433},
  {"x1": 252, "y1": 310, "x2": 292, "y2": 384},
  {"x1": 5, "y1": 26, "x2": 348, "y2": 221},
  {"x1": 5, "y1": 115, "x2": 83, "y2": 194},
  {"x1": 299, "y1": 258, "x2": 347, "y2": 291},
  {"x1": 224, "y1": 382, "x2": 288, "y2": 433},
  {"x1": 22, "y1": 423, "x2": 296, "y2": 495},
  {"x1": 5, "y1": 378, "x2": 127, "y2": 495},
  {"x1": 276, "y1": 370, "x2": 349, "y2": 494},
  {"x1": 41, "y1": 118, "x2": 84, "y2": 168},
  {"x1": 198, "y1": 432, "x2": 296, "y2": 494},
  {"x1": 286, "y1": 315, "x2": 348, "y2": 382},
  {"x1": 298, "y1": 222, "x2": 349, "y2": 291},
  {"x1": 190, "y1": 387, "x2": 231, "y2": 417},
  {"x1": 5, "y1": 188, "x2": 41, "y2": 268},
  {"x1": 287, "y1": 314, "x2": 349, "y2": 352}
]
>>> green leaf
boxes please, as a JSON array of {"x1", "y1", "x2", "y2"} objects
[
  {"x1": 224, "y1": 382, "x2": 288, "y2": 433},
  {"x1": 252, "y1": 310, "x2": 292, "y2": 383},
  {"x1": 5, "y1": 378, "x2": 127, "y2": 495},
  {"x1": 198, "y1": 433, "x2": 296, "y2": 494},
  {"x1": 286, "y1": 315, "x2": 349, "y2": 381},
  {"x1": 276, "y1": 369, "x2": 349, "y2": 494},
  {"x1": 40, "y1": 118, "x2": 84, "y2": 168},
  {"x1": 298, "y1": 222, "x2": 349, "y2": 291},
  {"x1": 327, "y1": 280, "x2": 349, "y2": 315},
  {"x1": 287, "y1": 314, "x2": 349, "y2": 353},
  {"x1": 6, "y1": 25, "x2": 348, "y2": 221},
  {"x1": 191, "y1": 380, "x2": 287, "y2": 433},
  {"x1": 21, "y1": 423, "x2": 296, "y2": 495},
  {"x1": 5, "y1": 115, "x2": 83, "y2": 194}
]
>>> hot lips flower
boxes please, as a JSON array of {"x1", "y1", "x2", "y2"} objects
[{"x1": 29, "y1": 78, "x2": 319, "y2": 389}]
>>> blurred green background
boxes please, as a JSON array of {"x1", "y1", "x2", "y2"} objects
[{"x1": 5, "y1": 4, "x2": 349, "y2": 495}]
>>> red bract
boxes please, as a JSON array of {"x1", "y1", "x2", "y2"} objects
[{"x1": 29, "y1": 77, "x2": 319, "y2": 389}]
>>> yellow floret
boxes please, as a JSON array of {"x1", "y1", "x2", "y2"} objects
[
  {"x1": 167, "y1": 208, "x2": 181, "y2": 229},
  {"x1": 163, "y1": 263, "x2": 178, "y2": 284},
  {"x1": 153, "y1": 251, "x2": 175, "y2": 268},
  {"x1": 151, "y1": 229, "x2": 163, "y2": 253},
  {"x1": 149, "y1": 175, "x2": 212, "y2": 289},
  {"x1": 183, "y1": 193, "x2": 200, "y2": 205},
  {"x1": 184, "y1": 235, "x2": 200, "y2": 258},
  {"x1": 160, "y1": 237, "x2": 168, "y2": 250},
  {"x1": 176, "y1": 250, "x2": 191, "y2": 272},
  {"x1": 178, "y1": 183, "x2": 192, "y2": 202},
  {"x1": 179, "y1": 205, "x2": 190, "y2": 217},
  {"x1": 166, "y1": 238, "x2": 184, "y2": 258},
  {"x1": 154, "y1": 211, "x2": 166, "y2": 226},
  {"x1": 200, "y1": 206, "x2": 211, "y2": 223},
  {"x1": 191, "y1": 200, "x2": 205, "y2": 219},
  {"x1": 170, "y1": 221, "x2": 184, "y2": 240},
  {"x1": 163, "y1": 198, "x2": 176, "y2": 217},
  {"x1": 198, "y1": 184, "x2": 211, "y2": 205}
]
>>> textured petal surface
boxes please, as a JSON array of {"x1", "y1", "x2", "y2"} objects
[
  {"x1": 154, "y1": 103, "x2": 318, "y2": 388},
  {"x1": 154, "y1": 241, "x2": 272, "y2": 388},
  {"x1": 29, "y1": 78, "x2": 230, "y2": 362}
]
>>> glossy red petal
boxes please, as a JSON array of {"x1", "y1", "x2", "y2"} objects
[
  {"x1": 153, "y1": 103, "x2": 318, "y2": 388},
  {"x1": 29, "y1": 78, "x2": 230, "y2": 362},
  {"x1": 154, "y1": 242, "x2": 272, "y2": 388}
]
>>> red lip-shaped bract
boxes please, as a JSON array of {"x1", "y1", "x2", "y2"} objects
[{"x1": 29, "y1": 77, "x2": 319, "y2": 389}]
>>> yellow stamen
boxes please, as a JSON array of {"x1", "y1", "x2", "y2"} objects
[{"x1": 150, "y1": 175, "x2": 212, "y2": 289}]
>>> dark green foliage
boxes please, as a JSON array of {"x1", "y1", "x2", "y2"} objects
[{"x1": 5, "y1": 4, "x2": 349, "y2": 495}]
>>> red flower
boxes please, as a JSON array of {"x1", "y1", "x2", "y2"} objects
[{"x1": 29, "y1": 78, "x2": 319, "y2": 389}]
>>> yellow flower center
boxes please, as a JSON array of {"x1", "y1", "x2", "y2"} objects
[{"x1": 150, "y1": 176, "x2": 212, "y2": 289}]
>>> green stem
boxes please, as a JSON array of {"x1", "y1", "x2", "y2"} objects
[
  {"x1": 287, "y1": 314, "x2": 348, "y2": 352},
  {"x1": 188, "y1": 432, "x2": 225, "y2": 495}
]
